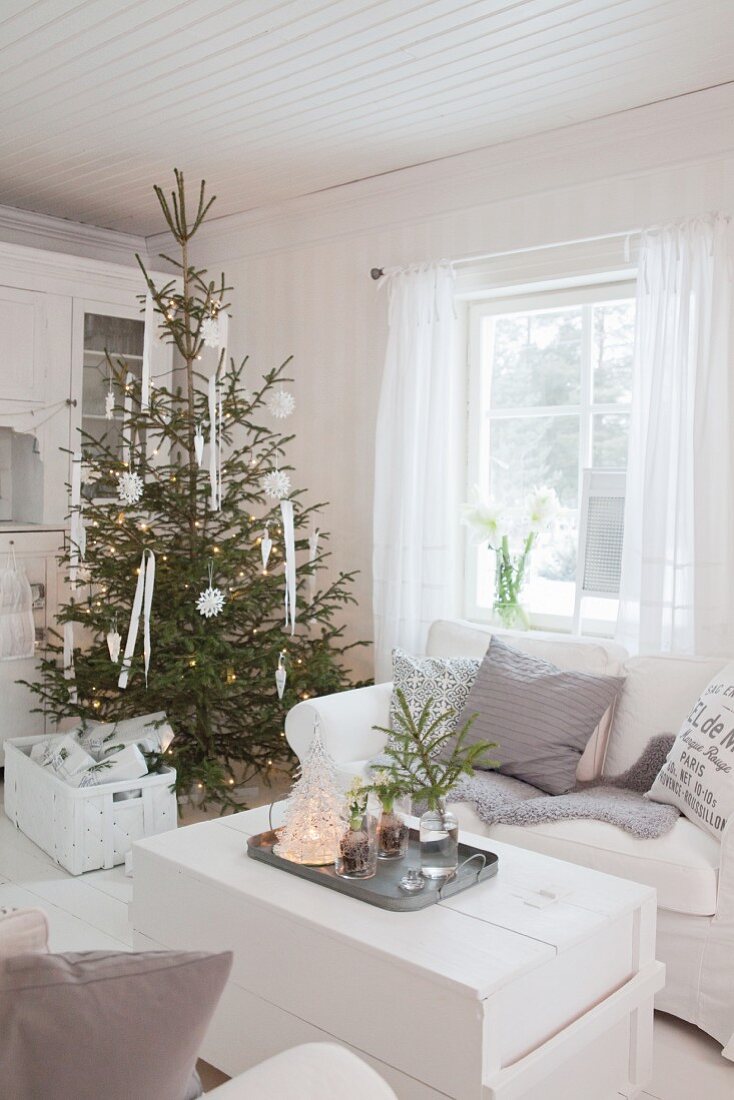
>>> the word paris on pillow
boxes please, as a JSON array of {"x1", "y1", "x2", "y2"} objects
[{"x1": 647, "y1": 662, "x2": 734, "y2": 839}]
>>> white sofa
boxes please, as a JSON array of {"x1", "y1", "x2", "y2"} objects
[{"x1": 286, "y1": 619, "x2": 734, "y2": 1060}]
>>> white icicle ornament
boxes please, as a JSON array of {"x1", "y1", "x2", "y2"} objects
[
  {"x1": 105, "y1": 389, "x2": 115, "y2": 420},
  {"x1": 275, "y1": 651, "x2": 287, "y2": 700},
  {"x1": 106, "y1": 627, "x2": 121, "y2": 663},
  {"x1": 194, "y1": 422, "x2": 205, "y2": 467},
  {"x1": 261, "y1": 526, "x2": 272, "y2": 571}
]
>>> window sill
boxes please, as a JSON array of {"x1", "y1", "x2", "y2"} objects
[{"x1": 462, "y1": 609, "x2": 618, "y2": 641}]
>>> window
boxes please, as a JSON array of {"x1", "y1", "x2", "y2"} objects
[{"x1": 465, "y1": 282, "x2": 635, "y2": 632}]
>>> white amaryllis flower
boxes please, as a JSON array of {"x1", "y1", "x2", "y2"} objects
[
  {"x1": 460, "y1": 493, "x2": 504, "y2": 545},
  {"x1": 526, "y1": 487, "x2": 560, "y2": 532}
]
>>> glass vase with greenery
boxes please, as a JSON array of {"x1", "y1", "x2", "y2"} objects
[
  {"x1": 335, "y1": 778, "x2": 378, "y2": 879},
  {"x1": 461, "y1": 486, "x2": 559, "y2": 630},
  {"x1": 374, "y1": 691, "x2": 498, "y2": 880},
  {"x1": 369, "y1": 770, "x2": 411, "y2": 860}
]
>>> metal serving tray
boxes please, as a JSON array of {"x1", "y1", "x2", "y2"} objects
[{"x1": 246, "y1": 828, "x2": 499, "y2": 912}]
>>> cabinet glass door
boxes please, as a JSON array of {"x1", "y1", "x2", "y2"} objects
[{"x1": 81, "y1": 312, "x2": 144, "y2": 495}]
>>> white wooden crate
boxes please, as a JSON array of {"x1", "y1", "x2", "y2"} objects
[{"x1": 4, "y1": 734, "x2": 177, "y2": 875}]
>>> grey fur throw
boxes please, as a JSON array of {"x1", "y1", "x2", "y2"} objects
[{"x1": 448, "y1": 734, "x2": 680, "y2": 839}]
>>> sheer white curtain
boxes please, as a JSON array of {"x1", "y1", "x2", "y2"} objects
[
  {"x1": 373, "y1": 262, "x2": 458, "y2": 681},
  {"x1": 617, "y1": 214, "x2": 733, "y2": 655}
]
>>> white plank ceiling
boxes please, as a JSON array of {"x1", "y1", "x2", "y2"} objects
[{"x1": 1, "y1": 0, "x2": 733, "y2": 235}]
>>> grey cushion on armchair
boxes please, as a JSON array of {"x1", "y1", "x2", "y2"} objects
[{"x1": 0, "y1": 949, "x2": 232, "y2": 1100}]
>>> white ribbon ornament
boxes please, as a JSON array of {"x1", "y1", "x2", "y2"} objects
[
  {"x1": 141, "y1": 291, "x2": 155, "y2": 411},
  {"x1": 218, "y1": 389, "x2": 224, "y2": 507},
  {"x1": 122, "y1": 371, "x2": 134, "y2": 467},
  {"x1": 280, "y1": 499, "x2": 296, "y2": 636},
  {"x1": 275, "y1": 650, "x2": 287, "y2": 700},
  {"x1": 118, "y1": 548, "x2": 155, "y2": 689},
  {"x1": 208, "y1": 374, "x2": 220, "y2": 510},
  {"x1": 69, "y1": 452, "x2": 85, "y2": 587}
]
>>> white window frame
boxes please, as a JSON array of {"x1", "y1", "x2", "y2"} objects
[{"x1": 463, "y1": 277, "x2": 636, "y2": 634}]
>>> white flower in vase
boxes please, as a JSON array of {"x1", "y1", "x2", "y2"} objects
[
  {"x1": 460, "y1": 491, "x2": 504, "y2": 547},
  {"x1": 526, "y1": 486, "x2": 560, "y2": 533}
]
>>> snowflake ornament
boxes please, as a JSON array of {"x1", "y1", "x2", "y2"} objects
[
  {"x1": 117, "y1": 469, "x2": 144, "y2": 505},
  {"x1": 197, "y1": 585, "x2": 226, "y2": 618},
  {"x1": 196, "y1": 561, "x2": 226, "y2": 618},
  {"x1": 261, "y1": 469, "x2": 291, "y2": 500},
  {"x1": 200, "y1": 315, "x2": 222, "y2": 348},
  {"x1": 266, "y1": 388, "x2": 295, "y2": 419}
]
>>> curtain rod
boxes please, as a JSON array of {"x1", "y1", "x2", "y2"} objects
[{"x1": 369, "y1": 228, "x2": 641, "y2": 280}]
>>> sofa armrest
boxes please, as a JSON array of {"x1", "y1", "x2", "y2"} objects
[
  {"x1": 715, "y1": 816, "x2": 734, "y2": 924},
  {"x1": 285, "y1": 683, "x2": 392, "y2": 766},
  {"x1": 205, "y1": 1042, "x2": 396, "y2": 1099}
]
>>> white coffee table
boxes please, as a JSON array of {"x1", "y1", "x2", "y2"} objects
[{"x1": 131, "y1": 803, "x2": 663, "y2": 1100}]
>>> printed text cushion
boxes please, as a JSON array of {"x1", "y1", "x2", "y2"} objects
[{"x1": 647, "y1": 661, "x2": 734, "y2": 840}]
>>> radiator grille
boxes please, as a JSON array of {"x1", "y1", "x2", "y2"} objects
[{"x1": 582, "y1": 495, "x2": 625, "y2": 594}]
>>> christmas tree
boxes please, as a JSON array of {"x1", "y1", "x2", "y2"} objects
[{"x1": 28, "y1": 170, "x2": 363, "y2": 810}]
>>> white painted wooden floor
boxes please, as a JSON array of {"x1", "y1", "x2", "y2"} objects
[{"x1": 1, "y1": 782, "x2": 732, "y2": 1099}]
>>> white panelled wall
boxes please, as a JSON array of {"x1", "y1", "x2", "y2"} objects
[{"x1": 177, "y1": 85, "x2": 734, "y2": 679}]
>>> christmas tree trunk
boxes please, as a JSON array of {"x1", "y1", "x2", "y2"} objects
[{"x1": 26, "y1": 171, "x2": 364, "y2": 811}]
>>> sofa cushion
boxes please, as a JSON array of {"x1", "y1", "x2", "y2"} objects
[
  {"x1": 0, "y1": 949, "x2": 232, "y2": 1100},
  {"x1": 605, "y1": 654, "x2": 731, "y2": 775},
  {"x1": 389, "y1": 647, "x2": 479, "y2": 751},
  {"x1": 646, "y1": 661, "x2": 734, "y2": 840},
  {"x1": 451, "y1": 803, "x2": 720, "y2": 915},
  {"x1": 427, "y1": 620, "x2": 626, "y2": 780},
  {"x1": 456, "y1": 636, "x2": 625, "y2": 795}
]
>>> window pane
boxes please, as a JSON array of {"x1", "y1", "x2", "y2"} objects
[
  {"x1": 593, "y1": 412, "x2": 630, "y2": 468},
  {"x1": 592, "y1": 301, "x2": 634, "y2": 404},
  {"x1": 488, "y1": 414, "x2": 580, "y2": 508},
  {"x1": 488, "y1": 308, "x2": 582, "y2": 409}
]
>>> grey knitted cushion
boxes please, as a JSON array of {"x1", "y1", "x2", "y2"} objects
[{"x1": 458, "y1": 636, "x2": 625, "y2": 795}]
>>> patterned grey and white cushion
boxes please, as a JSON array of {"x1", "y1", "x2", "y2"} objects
[{"x1": 388, "y1": 648, "x2": 480, "y2": 754}]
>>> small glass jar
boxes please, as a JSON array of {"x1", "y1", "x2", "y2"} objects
[
  {"x1": 419, "y1": 798, "x2": 459, "y2": 880},
  {"x1": 335, "y1": 794, "x2": 378, "y2": 879},
  {"x1": 377, "y1": 795, "x2": 411, "y2": 861}
]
